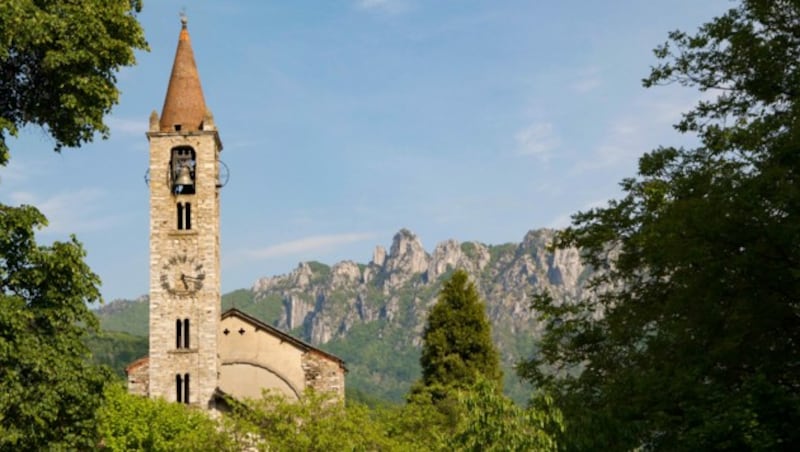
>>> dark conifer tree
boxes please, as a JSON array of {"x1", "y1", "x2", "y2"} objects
[{"x1": 414, "y1": 269, "x2": 502, "y2": 401}]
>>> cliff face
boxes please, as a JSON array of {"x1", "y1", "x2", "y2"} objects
[
  {"x1": 250, "y1": 228, "x2": 591, "y2": 400},
  {"x1": 95, "y1": 228, "x2": 593, "y2": 402}
]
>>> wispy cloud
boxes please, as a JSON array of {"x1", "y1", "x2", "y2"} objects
[
  {"x1": 8, "y1": 188, "x2": 120, "y2": 235},
  {"x1": 572, "y1": 90, "x2": 704, "y2": 174},
  {"x1": 570, "y1": 67, "x2": 602, "y2": 93},
  {"x1": 355, "y1": 0, "x2": 408, "y2": 14},
  {"x1": 515, "y1": 122, "x2": 559, "y2": 158},
  {"x1": 106, "y1": 117, "x2": 148, "y2": 137},
  {"x1": 0, "y1": 159, "x2": 38, "y2": 185},
  {"x1": 245, "y1": 232, "x2": 377, "y2": 260},
  {"x1": 571, "y1": 120, "x2": 642, "y2": 173}
]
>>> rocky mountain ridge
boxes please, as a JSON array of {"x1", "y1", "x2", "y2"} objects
[
  {"x1": 250, "y1": 228, "x2": 591, "y2": 400},
  {"x1": 95, "y1": 228, "x2": 593, "y2": 402}
]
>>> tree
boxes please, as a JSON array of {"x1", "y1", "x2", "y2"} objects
[
  {"x1": 449, "y1": 377, "x2": 563, "y2": 452},
  {"x1": 520, "y1": 1, "x2": 800, "y2": 449},
  {"x1": 224, "y1": 389, "x2": 404, "y2": 452},
  {"x1": 0, "y1": 205, "x2": 111, "y2": 449},
  {"x1": 0, "y1": 0, "x2": 147, "y2": 164},
  {"x1": 0, "y1": 1, "x2": 147, "y2": 448},
  {"x1": 413, "y1": 269, "x2": 502, "y2": 403},
  {"x1": 97, "y1": 384, "x2": 231, "y2": 452}
]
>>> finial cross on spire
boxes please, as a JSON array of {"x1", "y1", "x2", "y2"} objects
[{"x1": 159, "y1": 9, "x2": 207, "y2": 132}]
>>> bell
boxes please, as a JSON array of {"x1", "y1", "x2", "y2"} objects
[{"x1": 175, "y1": 165, "x2": 193, "y2": 187}]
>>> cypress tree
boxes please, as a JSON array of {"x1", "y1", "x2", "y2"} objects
[{"x1": 415, "y1": 269, "x2": 502, "y2": 400}]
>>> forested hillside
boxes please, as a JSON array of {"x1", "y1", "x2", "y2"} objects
[{"x1": 93, "y1": 228, "x2": 591, "y2": 403}]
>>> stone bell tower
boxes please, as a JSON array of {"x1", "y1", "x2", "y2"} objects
[{"x1": 146, "y1": 17, "x2": 222, "y2": 409}]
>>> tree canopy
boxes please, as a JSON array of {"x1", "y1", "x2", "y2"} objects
[
  {"x1": 448, "y1": 377, "x2": 563, "y2": 452},
  {"x1": 0, "y1": 205, "x2": 110, "y2": 449},
  {"x1": 97, "y1": 384, "x2": 231, "y2": 452},
  {"x1": 521, "y1": 1, "x2": 800, "y2": 449},
  {"x1": 225, "y1": 389, "x2": 406, "y2": 452},
  {"x1": 414, "y1": 269, "x2": 502, "y2": 401},
  {"x1": 0, "y1": 0, "x2": 147, "y2": 164},
  {"x1": 0, "y1": 1, "x2": 147, "y2": 448}
]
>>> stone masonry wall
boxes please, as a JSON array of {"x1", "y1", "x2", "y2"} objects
[
  {"x1": 126, "y1": 358, "x2": 149, "y2": 397},
  {"x1": 147, "y1": 114, "x2": 221, "y2": 409},
  {"x1": 302, "y1": 351, "x2": 346, "y2": 399}
]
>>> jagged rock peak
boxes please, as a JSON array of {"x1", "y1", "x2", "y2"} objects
[
  {"x1": 292, "y1": 261, "x2": 315, "y2": 288},
  {"x1": 331, "y1": 260, "x2": 361, "y2": 286},
  {"x1": 247, "y1": 227, "x2": 591, "y2": 352},
  {"x1": 389, "y1": 229, "x2": 421, "y2": 255},
  {"x1": 428, "y1": 239, "x2": 462, "y2": 279},
  {"x1": 386, "y1": 228, "x2": 429, "y2": 276},
  {"x1": 522, "y1": 228, "x2": 557, "y2": 247},
  {"x1": 372, "y1": 246, "x2": 387, "y2": 267},
  {"x1": 428, "y1": 239, "x2": 491, "y2": 279}
]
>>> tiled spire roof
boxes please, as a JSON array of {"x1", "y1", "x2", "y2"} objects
[{"x1": 159, "y1": 16, "x2": 207, "y2": 132}]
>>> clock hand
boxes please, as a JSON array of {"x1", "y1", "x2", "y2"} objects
[{"x1": 181, "y1": 273, "x2": 188, "y2": 289}]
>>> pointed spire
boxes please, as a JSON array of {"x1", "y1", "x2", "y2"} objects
[{"x1": 159, "y1": 15, "x2": 207, "y2": 132}]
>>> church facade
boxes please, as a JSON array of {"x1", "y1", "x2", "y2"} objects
[{"x1": 126, "y1": 18, "x2": 345, "y2": 408}]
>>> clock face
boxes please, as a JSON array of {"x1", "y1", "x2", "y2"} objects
[{"x1": 160, "y1": 254, "x2": 205, "y2": 297}]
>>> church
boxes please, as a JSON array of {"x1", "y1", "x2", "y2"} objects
[{"x1": 126, "y1": 18, "x2": 346, "y2": 409}]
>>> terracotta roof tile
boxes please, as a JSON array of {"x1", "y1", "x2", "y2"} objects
[
  {"x1": 125, "y1": 356, "x2": 149, "y2": 374},
  {"x1": 159, "y1": 17, "x2": 207, "y2": 132}
]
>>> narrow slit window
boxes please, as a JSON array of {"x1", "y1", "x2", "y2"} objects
[
  {"x1": 176, "y1": 374, "x2": 183, "y2": 402},
  {"x1": 176, "y1": 319, "x2": 182, "y2": 349},
  {"x1": 176, "y1": 203, "x2": 192, "y2": 231},
  {"x1": 183, "y1": 373, "x2": 190, "y2": 404},
  {"x1": 183, "y1": 318, "x2": 190, "y2": 349},
  {"x1": 177, "y1": 203, "x2": 184, "y2": 230}
]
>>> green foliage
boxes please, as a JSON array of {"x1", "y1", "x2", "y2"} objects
[
  {"x1": 488, "y1": 243, "x2": 516, "y2": 264},
  {"x1": 0, "y1": 2, "x2": 147, "y2": 447},
  {"x1": 225, "y1": 389, "x2": 403, "y2": 451},
  {"x1": 0, "y1": 0, "x2": 148, "y2": 164},
  {"x1": 96, "y1": 297, "x2": 149, "y2": 336},
  {"x1": 379, "y1": 396, "x2": 450, "y2": 451},
  {"x1": 246, "y1": 292, "x2": 285, "y2": 324},
  {"x1": 449, "y1": 377, "x2": 563, "y2": 452},
  {"x1": 96, "y1": 289, "x2": 267, "y2": 338},
  {"x1": 522, "y1": 1, "x2": 800, "y2": 449},
  {"x1": 223, "y1": 288, "x2": 286, "y2": 325},
  {"x1": 415, "y1": 269, "x2": 502, "y2": 402},
  {"x1": 221, "y1": 288, "x2": 254, "y2": 309},
  {"x1": 0, "y1": 204, "x2": 111, "y2": 449},
  {"x1": 404, "y1": 269, "x2": 511, "y2": 432},
  {"x1": 97, "y1": 384, "x2": 230, "y2": 451},
  {"x1": 85, "y1": 330, "x2": 148, "y2": 378},
  {"x1": 345, "y1": 386, "x2": 399, "y2": 410},
  {"x1": 325, "y1": 320, "x2": 421, "y2": 403},
  {"x1": 460, "y1": 241, "x2": 478, "y2": 259},
  {"x1": 223, "y1": 387, "x2": 550, "y2": 451},
  {"x1": 307, "y1": 261, "x2": 331, "y2": 284}
]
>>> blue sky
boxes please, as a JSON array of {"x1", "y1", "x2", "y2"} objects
[{"x1": 0, "y1": 0, "x2": 729, "y2": 301}]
